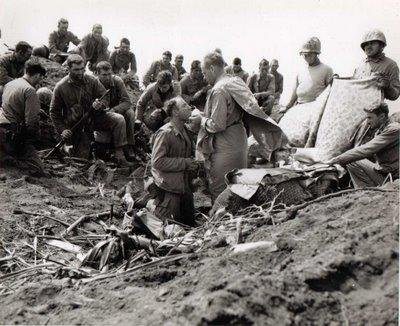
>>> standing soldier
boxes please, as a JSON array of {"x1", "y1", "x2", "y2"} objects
[
  {"x1": 0, "y1": 59, "x2": 47, "y2": 176},
  {"x1": 143, "y1": 51, "x2": 178, "y2": 86},
  {"x1": 50, "y1": 55, "x2": 131, "y2": 166},
  {"x1": 174, "y1": 54, "x2": 186, "y2": 81},
  {"x1": 48, "y1": 18, "x2": 81, "y2": 64},
  {"x1": 109, "y1": 38, "x2": 137, "y2": 75},
  {"x1": 282, "y1": 37, "x2": 333, "y2": 113},
  {"x1": 247, "y1": 59, "x2": 276, "y2": 114},
  {"x1": 353, "y1": 29, "x2": 400, "y2": 101},
  {"x1": 269, "y1": 59, "x2": 284, "y2": 103},
  {"x1": 78, "y1": 24, "x2": 110, "y2": 72}
]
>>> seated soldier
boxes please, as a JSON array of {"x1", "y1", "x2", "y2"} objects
[
  {"x1": 151, "y1": 96, "x2": 199, "y2": 226},
  {"x1": 135, "y1": 70, "x2": 181, "y2": 132},
  {"x1": 48, "y1": 18, "x2": 80, "y2": 64},
  {"x1": 0, "y1": 59, "x2": 47, "y2": 176},
  {"x1": 180, "y1": 60, "x2": 209, "y2": 111},
  {"x1": 109, "y1": 38, "x2": 137, "y2": 75},
  {"x1": 143, "y1": 51, "x2": 178, "y2": 86},
  {"x1": 95, "y1": 61, "x2": 135, "y2": 157},
  {"x1": 326, "y1": 103, "x2": 399, "y2": 188},
  {"x1": 50, "y1": 54, "x2": 131, "y2": 166}
]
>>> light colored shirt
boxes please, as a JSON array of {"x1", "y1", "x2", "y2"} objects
[
  {"x1": 296, "y1": 62, "x2": 333, "y2": 104},
  {"x1": 1, "y1": 77, "x2": 40, "y2": 131}
]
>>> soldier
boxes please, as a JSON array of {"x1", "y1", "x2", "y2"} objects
[
  {"x1": 180, "y1": 60, "x2": 209, "y2": 111},
  {"x1": 353, "y1": 29, "x2": 399, "y2": 101},
  {"x1": 282, "y1": 37, "x2": 333, "y2": 113},
  {"x1": 136, "y1": 70, "x2": 181, "y2": 132},
  {"x1": 269, "y1": 59, "x2": 284, "y2": 103},
  {"x1": 247, "y1": 59, "x2": 276, "y2": 114},
  {"x1": 78, "y1": 24, "x2": 110, "y2": 72},
  {"x1": 151, "y1": 96, "x2": 198, "y2": 226},
  {"x1": 0, "y1": 59, "x2": 47, "y2": 176},
  {"x1": 50, "y1": 54, "x2": 131, "y2": 166},
  {"x1": 0, "y1": 41, "x2": 33, "y2": 87},
  {"x1": 95, "y1": 61, "x2": 135, "y2": 157},
  {"x1": 174, "y1": 54, "x2": 186, "y2": 81},
  {"x1": 48, "y1": 18, "x2": 80, "y2": 64},
  {"x1": 143, "y1": 51, "x2": 178, "y2": 86},
  {"x1": 109, "y1": 38, "x2": 137, "y2": 75},
  {"x1": 326, "y1": 103, "x2": 399, "y2": 188},
  {"x1": 225, "y1": 57, "x2": 249, "y2": 82}
]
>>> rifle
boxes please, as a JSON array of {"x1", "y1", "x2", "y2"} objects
[{"x1": 45, "y1": 89, "x2": 110, "y2": 159}]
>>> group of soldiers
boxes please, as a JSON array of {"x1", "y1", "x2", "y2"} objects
[{"x1": 0, "y1": 19, "x2": 399, "y2": 226}]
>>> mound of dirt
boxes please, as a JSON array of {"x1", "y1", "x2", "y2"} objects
[
  {"x1": 0, "y1": 162, "x2": 398, "y2": 324},
  {"x1": 33, "y1": 56, "x2": 69, "y2": 90}
]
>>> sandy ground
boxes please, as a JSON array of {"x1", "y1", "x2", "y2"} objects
[{"x1": 0, "y1": 161, "x2": 398, "y2": 325}]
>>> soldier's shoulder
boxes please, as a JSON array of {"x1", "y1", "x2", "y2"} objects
[
  {"x1": 383, "y1": 55, "x2": 399, "y2": 69},
  {"x1": 54, "y1": 75, "x2": 70, "y2": 88},
  {"x1": 385, "y1": 121, "x2": 400, "y2": 133},
  {"x1": 0, "y1": 53, "x2": 14, "y2": 64}
]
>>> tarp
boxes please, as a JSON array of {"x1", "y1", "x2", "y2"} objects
[
  {"x1": 314, "y1": 77, "x2": 382, "y2": 160},
  {"x1": 278, "y1": 86, "x2": 331, "y2": 147}
]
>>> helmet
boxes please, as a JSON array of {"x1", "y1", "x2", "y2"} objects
[
  {"x1": 299, "y1": 37, "x2": 321, "y2": 54},
  {"x1": 37, "y1": 87, "x2": 53, "y2": 106},
  {"x1": 360, "y1": 29, "x2": 386, "y2": 49}
]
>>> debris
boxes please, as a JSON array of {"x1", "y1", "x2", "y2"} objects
[{"x1": 231, "y1": 241, "x2": 278, "y2": 254}]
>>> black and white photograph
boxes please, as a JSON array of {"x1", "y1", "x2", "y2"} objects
[{"x1": 0, "y1": 0, "x2": 399, "y2": 324}]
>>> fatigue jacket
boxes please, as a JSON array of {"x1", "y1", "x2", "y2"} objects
[
  {"x1": 151, "y1": 122, "x2": 193, "y2": 194},
  {"x1": 0, "y1": 77, "x2": 40, "y2": 132},
  {"x1": 143, "y1": 60, "x2": 178, "y2": 86},
  {"x1": 270, "y1": 70, "x2": 284, "y2": 97},
  {"x1": 353, "y1": 53, "x2": 400, "y2": 101},
  {"x1": 103, "y1": 75, "x2": 131, "y2": 114},
  {"x1": 0, "y1": 53, "x2": 25, "y2": 86},
  {"x1": 247, "y1": 73, "x2": 275, "y2": 97},
  {"x1": 334, "y1": 120, "x2": 399, "y2": 174},
  {"x1": 78, "y1": 34, "x2": 110, "y2": 64},
  {"x1": 135, "y1": 81, "x2": 181, "y2": 121},
  {"x1": 110, "y1": 49, "x2": 137, "y2": 74},
  {"x1": 48, "y1": 30, "x2": 80, "y2": 53},
  {"x1": 50, "y1": 74, "x2": 107, "y2": 134}
]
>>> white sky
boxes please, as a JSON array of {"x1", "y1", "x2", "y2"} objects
[{"x1": 1, "y1": 0, "x2": 399, "y2": 107}]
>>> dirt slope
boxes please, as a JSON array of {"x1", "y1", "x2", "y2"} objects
[{"x1": 0, "y1": 166, "x2": 398, "y2": 325}]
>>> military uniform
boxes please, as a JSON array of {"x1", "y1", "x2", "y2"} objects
[
  {"x1": 50, "y1": 74, "x2": 127, "y2": 158},
  {"x1": 143, "y1": 60, "x2": 178, "y2": 86}
]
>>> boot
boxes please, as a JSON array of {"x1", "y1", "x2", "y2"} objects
[{"x1": 115, "y1": 148, "x2": 134, "y2": 167}]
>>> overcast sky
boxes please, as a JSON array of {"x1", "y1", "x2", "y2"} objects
[{"x1": 1, "y1": 0, "x2": 399, "y2": 106}]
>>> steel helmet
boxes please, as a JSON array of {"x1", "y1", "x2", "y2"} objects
[
  {"x1": 37, "y1": 87, "x2": 53, "y2": 106},
  {"x1": 360, "y1": 29, "x2": 386, "y2": 49},
  {"x1": 299, "y1": 37, "x2": 321, "y2": 54}
]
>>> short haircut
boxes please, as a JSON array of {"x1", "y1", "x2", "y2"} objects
[
  {"x1": 120, "y1": 38, "x2": 130, "y2": 45},
  {"x1": 365, "y1": 103, "x2": 389, "y2": 116},
  {"x1": 156, "y1": 70, "x2": 173, "y2": 85},
  {"x1": 259, "y1": 59, "x2": 269, "y2": 67},
  {"x1": 271, "y1": 59, "x2": 279, "y2": 65},
  {"x1": 191, "y1": 60, "x2": 201, "y2": 70},
  {"x1": 58, "y1": 18, "x2": 68, "y2": 26},
  {"x1": 96, "y1": 61, "x2": 112, "y2": 73},
  {"x1": 162, "y1": 51, "x2": 172, "y2": 59},
  {"x1": 164, "y1": 97, "x2": 179, "y2": 117},
  {"x1": 233, "y1": 57, "x2": 241, "y2": 65},
  {"x1": 92, "y1": 24, "x2": 102, "y2": 31},
  {"x1": 66, "y1": 54, "x2": 84, "y2": 68},
  {"x1": 203, "y1": 52, "x2": 225, "y2": 69},
  {"x1": 214, "y1": 48, "x2": 222, "y2": 54},
  {"x1": 15, "y1": 41, "x2": 33, "y2": 54},
  {"x1": 175, "y1": 54, "x2": 184, "y2": 60},
  {"x1": 25, "y1": 59, "x2": 46, "y2": 76}
]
